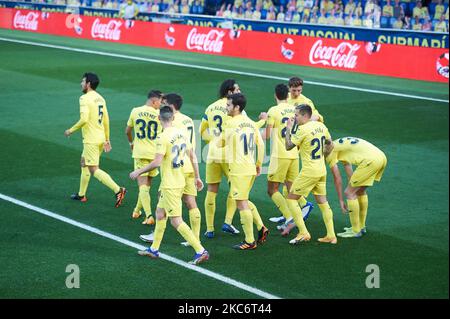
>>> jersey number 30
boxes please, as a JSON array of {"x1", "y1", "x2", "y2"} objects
[{"x1": 136, "y1": 120, "x2": 158, "y2": 140}]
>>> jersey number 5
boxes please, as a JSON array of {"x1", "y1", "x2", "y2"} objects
[{"x1": 98, "y1": 105, "x2": 104, "y2": 124}]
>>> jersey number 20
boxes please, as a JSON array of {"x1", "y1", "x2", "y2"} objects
[{"x1": 311, "y1": 136, "x2": 326, "y2": 160}]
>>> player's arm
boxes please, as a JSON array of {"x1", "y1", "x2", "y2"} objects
[
  {"x1": 188, "y1": 148, "x2": 204, "y2": 191},
  {"x1": 323, "y1": 139, "x2": 334, "y2": 157},
  {"x1": 309, "y1": 101, "x2": 323, "y2": 122},
  {"x1": 103, "y1": 107, "x2": 112, "y2": 152},
  {"x1": 255, "y1": 129, "x2": 265, "y2": 176},
  {"x1": 284, "y1": 118, "x2": 297, "y2": 151},
  {"x1": 330, "y1": 164, "x2": 348, "y2": 213},
  {"x1": 343, "y1": 163, "x2": 353, "y2": 180},
  {"x1": 65, "y1": 99, "x2": 88, "y2": 136},
  {"x1": 200, "y1": 117, "x2": 212, "y2": 143},
  {"x1": 264, "y1": 124, "x2": 273, "y2": 141},
  {"x1": 125, "y1": 126, "x2": 133, "y2": 151},
  {"x1": 255, "y1": 112, "x2": 268, "y2": 130},
  {"x1": 129, "y1": 153, "x2": 163, "y2": 180}
]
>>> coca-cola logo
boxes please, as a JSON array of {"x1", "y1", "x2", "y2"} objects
[
  {"x1": 309, "y1": 40, "x2": 360, "y2": 69},
  {"x1": 186, "y1": 28, "x2": 225, "y2": 53},
  {"x1": 13, "y1": 11, "x2": 39, "y2": 31},
  {"x1": 91, "y1": 19, "x2": 122, "y2": 41}
]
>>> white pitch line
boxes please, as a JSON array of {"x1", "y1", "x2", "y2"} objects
[
  {"x1": 0, "y1": 36, "x2": 448, "y2": 104},
  {"x1": 0, "y1": 193, "x2": 281, "y2": 300}
]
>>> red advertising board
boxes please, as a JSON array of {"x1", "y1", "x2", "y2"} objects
[{"x1": 1, "y1": 8, "x2": 448, "y2": 83}]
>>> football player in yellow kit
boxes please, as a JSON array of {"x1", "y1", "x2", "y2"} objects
[
  {"x1": 131, "y1": 106, "x2": 209, "y2": 265},
  {"x1": 126, "y1": 90, "x2": 163, "y2": 225},
  {"x1": 219, "y1": 93, "x2": 269, "y2": 249},
  {"x1": 264, "y1": 84, "x2": 314, "y2": 231},
  {"x1": 325, "y1": 137, "x2": 387, "y2": 238},
  {"x1": 139, "y1": 93, "x2": 203, "y2": 247},
  {"x1": 284, "y1": 104, "x2": 337, "y2": 245},
  {"x1": 269, "y1": 77, "x2": 320, "y2": 225},
  {"x1": 65, "y1": 72, "x2": 126, "y2": 207},
  {"x1": 200, "y1": 79, "x2": 266, "y2": 238}
]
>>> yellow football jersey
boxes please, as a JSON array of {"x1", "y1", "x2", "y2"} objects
[
  {"x1": 221, "y1": 114, "x2": 264, "y2": 176},
  {"x1": 266, "y1": 102, "x2": 299, "y2": 159},
  {"x1": 291, "y1": 120, "x2": 331, "y2": 177},
  {"x1": 69, "y1": 90, "x2": 109, "y2": 144},
  {"x1": 127, "y1": 105, "x2": 161, "y2": 159},
  {"x1": 202, "y1": 98, "x2": 228, "y2": 161},
  {"x1": 156, "y1": 126, "x2": 190, "y2": 189},
  {"x1": 287, "y1": 93, "x2": 324, "y2": 122},
  {"x1": 326, "y1": 137, "x2": 386, "y2": 167},
  {"x1": 173, "y1": 111, "x2": 195, "y2": 174},
  {"x1": 201, "y1": 98, "x2": 262, "y2": 161}
]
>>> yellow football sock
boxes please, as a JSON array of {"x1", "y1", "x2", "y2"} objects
[
  {"x1": 249, "y1": 201, "x2": 264, "y2": 231},
  {"x1": 286, "y1": 199, "x2": 309, "y2": 235},
  {"x1": 358, "y1": 194, "x2": 368, "y2": 230},
  {"x1": 93, "y1": 169, "x2": 120, "y2": 193},
  {"x1": 298, "y1": 196, "x2": 307, "y2": 208},
  {"x1": 347, "y1": 199, "x2": 361, "y2": 233},
  {"x1": 78, "y1": 167, "x2": 91, "y2": 197},
  {"x1": 271, "y1": 192, "x2": 292, "y2": 220},
  {"x1": 204, "y1": 191, "x2": 217, "y2": 232},
  {"x1": 282, "y1": 185, "x2": 289, "y2": 198},
  {"x1": 189, "y1": 208, "x2": 201, "y2": 241},
  {"x1": 318, "y1": 202, "x2": 336, "y2": 238},
  {"x1": 224, "y1": 194, "x2": 237, "y2": 225},
  {"x1": 150, "y1": 217, "x2": 167, "y2": 251},
  {"x1": 139, "y1": 185, "x2": 151, "y2": 218},
  {"x1": 240, "y1": 209, "x2": 255, "y2": 243},
  {"x1": 176, "y1": 222, "x2": 204, "y2": 253},
  {"x1": 134, "y1": 194, "x2": 142, "y2": 213}
]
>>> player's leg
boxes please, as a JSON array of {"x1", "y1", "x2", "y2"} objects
[
  {"x1": 340, "y1": 185, "x2": 367, "y2": 237},
  {"x1": 248, "y1": 200, "x2": 269, "y2": 244},
  {"x1": 284, "y1": 174, "x2": 312, "y2": 243},
  {"x1": 357, "y1": 188, "x2": 368, "y2": 234},
  {"x1": 268, "y1": 181, "x2": 291, "y2": 222},
  {"x1": 71, "y1": 155, "x2": 90, "y2": 202},
  {"x1": 314, "y1": 194, "x2": 337, "y2": 244},
  {"x1": 169, "y1": 188, "x2": 208, "y2": 264},
  {"x1": 204, "y1": 162, "x2": 221, "y2": 237},
  {"x1": 267, "y1": 158, "x2": 289, "y2": 223},
  {"x1": 138, "y1": 207, "x2": 166, "y2": 258},
  {"x1": 222, "y1": 163, "x2": 240, "y2": 234},
  {"x1": 312, "y1": 175, "x2": 337, "y2": 243},
  {"x1": 182, "y1": 193, "x2": 201, "y2": 245},
  {"x1": 88, "y1": 144, "x2": 126, "y2": 207},
  {"x1": 340, "y1": 161, "x2": 379, "y2": 237},
  {"x1": 138, "y1": 175, "x2": 155, "y2": 225},
  {"x1": 234, "y1": 199, "x2": 257, "y2": 249}
]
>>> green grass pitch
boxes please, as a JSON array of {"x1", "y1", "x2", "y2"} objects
[{"x1": 0, "y1": 28, "x2": 448, "y2": 299}]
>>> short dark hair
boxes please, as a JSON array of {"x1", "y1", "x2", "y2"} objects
[
  {"x1": 159, "y1": 105, "x2": 174, "y2": 122},
  {"x1": 288, "y1": 76, "x2": 304, "y2": 88},
  {"x1": 275, "y1": 84, "x2": 289, "y2": 100},
  {"x1": 219, "y1": 79, "x2": 236, "y2": 98},
  {"x1": 83, "y1": 72, "x2": 100, "y2": 90},
  {"x1": 228, "y1": 93, "x2": 246, "y2": 112},
  {"x1": 163, "y1": 93, "x2": 183, "y2": 110},
  {"x1": 147, "y1": 90, "x2": 162, "y2": 99},
  {"x1": 296, "y1": 104, "x2": 312, "y2": 118}
]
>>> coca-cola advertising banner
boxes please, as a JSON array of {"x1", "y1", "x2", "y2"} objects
[{"x1": 1, "y1": 8, "x2": 448, "y2": 82}]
